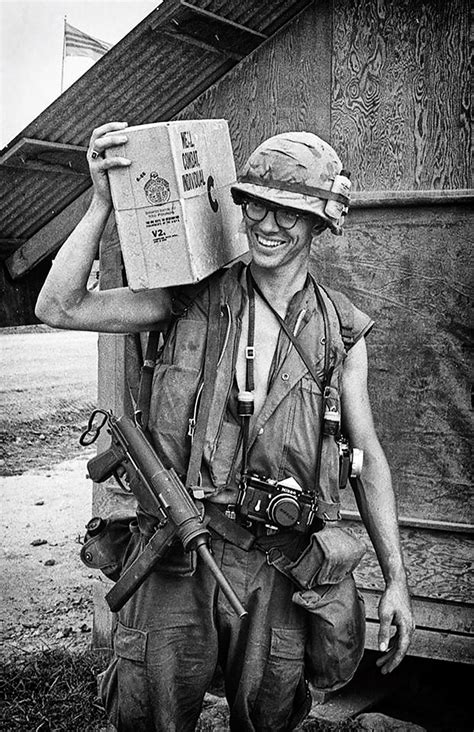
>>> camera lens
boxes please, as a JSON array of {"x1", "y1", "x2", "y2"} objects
[{"x1": 267, "y1": 495, "x2": 301, "y2": 528}]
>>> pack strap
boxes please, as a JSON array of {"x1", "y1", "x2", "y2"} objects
[
  {"x1": 185, "y1": 280, "x2": 222, "y2": 490},
  {"x1": 135, "y1": 331, "x2": 161, "y2": 431},
  {"x1": 318, "y1": 284, "x2": 355, "y2": 351}
]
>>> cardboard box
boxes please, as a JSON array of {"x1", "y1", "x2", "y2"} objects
[{"x1": 106, "y1": 119, "x2": 247, "y2": 290}]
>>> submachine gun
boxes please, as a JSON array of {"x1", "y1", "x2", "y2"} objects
[{"x1": 80, "y1": 409, "x2": 247, "y2": 618}]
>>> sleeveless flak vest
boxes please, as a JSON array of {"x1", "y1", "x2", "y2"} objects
[{"x1": 148, "y1": 263, "x2": 372, "y2": 521}]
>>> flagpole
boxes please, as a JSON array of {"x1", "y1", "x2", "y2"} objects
[{"x1": 60, "y1": 16, "x2": 66, "y2": 93}]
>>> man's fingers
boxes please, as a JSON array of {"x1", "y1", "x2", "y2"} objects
[
  {"x1": 91, "y1": 121, "x2": 128, "y2": 140},
  {"x1": 378, "y1": 612, "x2": 392, "y2": 652},
  {"x1": 376, "y1": 618, "x2": 415, "y2": 674},
  {"x1": 100, "y1": 156, "x2": 132, "y2": 170},
  {"x1": 88, "y1": 122, "x2": 129, "y2": 161},
  {"x1": 89, "y1": 136, "x2": 129, "y2": 159}
]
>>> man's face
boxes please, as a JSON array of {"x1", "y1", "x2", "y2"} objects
[{"x1": 242, "y1": 198, "x2": 319, "y2": 272}]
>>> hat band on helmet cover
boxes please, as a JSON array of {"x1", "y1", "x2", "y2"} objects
[{"x1": 237, "y1": 174, "x2": 350, "y2": 206}]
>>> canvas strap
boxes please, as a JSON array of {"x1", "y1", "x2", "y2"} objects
[
  {"x1": 246, "y1": 270, "x2": 338, "y2": 519},
  {"x1": 134, "y1": 330, "x2": 161, "y2": 431},
  {"x1": 247, "y1": 270, "x2": 331, "y2": 392}
]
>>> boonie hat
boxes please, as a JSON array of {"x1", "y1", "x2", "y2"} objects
[{"x1": 231, "y1": 132, "x2": 350, "y2": 234}]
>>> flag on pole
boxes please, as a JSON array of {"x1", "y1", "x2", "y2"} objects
[{"x1": 64, "y1": 21, "x2": 112, "y2": 61}]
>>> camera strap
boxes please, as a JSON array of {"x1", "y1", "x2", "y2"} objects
[
  {"x1": 246, "y1": 269, "x2": 332, "y2": 392},
  {"x1": 244, "y1": 268, "x2": 333, "y2": 512}
]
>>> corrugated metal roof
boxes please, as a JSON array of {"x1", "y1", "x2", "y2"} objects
[{"x1": 0, "y1": 0, "x2": 311, "y2": 271}]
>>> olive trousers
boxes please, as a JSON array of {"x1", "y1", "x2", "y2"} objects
[{"x1": 98, "y1": 534, "x2": 312, "y2": 732}]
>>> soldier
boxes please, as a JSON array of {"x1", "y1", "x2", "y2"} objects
[{"x1": 36, "y1": 122, "x2": 414, "y2": 731}]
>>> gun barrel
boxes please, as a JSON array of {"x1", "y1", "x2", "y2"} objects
[{"x1": 194, "y1": 537, "x2": 248, "y2": 619}]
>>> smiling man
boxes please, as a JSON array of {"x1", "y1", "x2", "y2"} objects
[{"x1": 36, "y1": 125, "x2": 414, "y2": 732}]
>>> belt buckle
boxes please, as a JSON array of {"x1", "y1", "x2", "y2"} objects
[{"x1": 266, "y1": 546, "x2": 283, "y2": 566}]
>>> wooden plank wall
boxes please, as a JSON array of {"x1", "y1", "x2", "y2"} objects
[
  {"x1": 173, "y1": 0, "x2": 474, "y2": 659},
  {"x1": 176, "y1": 0, "x2": 333, "y2": 170},
  {"x1": 318, "y1": 204, "x2": 473, "y2": 524},
  {"x1": 331, "y1": 0, "x2": 471, "y2": 191}
]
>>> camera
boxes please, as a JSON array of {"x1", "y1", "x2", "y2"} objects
[
  {"x1": 237, "y1": 474, "x2": 316, "y2": 534},
  {"x1": 338, "y1": 437, "x2": 363, "y2": 488}
]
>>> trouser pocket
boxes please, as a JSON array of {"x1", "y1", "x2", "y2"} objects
[
  {"x1": 253, "y1": 627, "x2": 306, "y2": 732},
  {"x1": 99, "y1": 622, "x2": 151, "y2": 732},
  {"x1": 97, "y1": 657, "x2": 119, "y2": 729}
]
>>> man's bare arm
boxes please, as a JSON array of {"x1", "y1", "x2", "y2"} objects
[
  {"x1": 35, "y1": 122, "x2": 172, "y2": 333},
  {"x1": 341, "y1": 338, "x2": 415, "y2": 673}
]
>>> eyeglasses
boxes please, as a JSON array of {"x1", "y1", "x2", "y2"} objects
[{"x1": 241, "y1": 199, "x2": 305, "y2": 230}]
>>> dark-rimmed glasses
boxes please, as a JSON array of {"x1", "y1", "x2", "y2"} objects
[{"x1": 241, "y1": 199, "x2": 306, "y2": 230}]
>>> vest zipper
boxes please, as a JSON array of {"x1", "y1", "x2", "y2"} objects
[
  {"x1": 213, "y1": 302, "x2": 240, "y2": 443},
  {"x1": 187, "y1": 302, "x2": 232, "y2": 441}
]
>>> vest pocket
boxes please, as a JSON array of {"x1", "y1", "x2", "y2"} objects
[
  {"x1": 149, "y1": 364, "x2": 201, "y2": 476},
  {"x1": 207, "y1": 419, "x2": 241, "y2": 489},
  {"x1": 171, "y1": 319, "x2": 208, "y2": 369},
  {"x1": 278, "y1": 377, "x2": 323, "y2": 489}
]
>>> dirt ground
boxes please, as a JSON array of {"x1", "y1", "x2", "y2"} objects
[
  {"x1": 1, "y1": 326, "x2": 99, "y2": 659},
  {"x1": 0, "y1": 413, "x2": 97, "y2": 659}
]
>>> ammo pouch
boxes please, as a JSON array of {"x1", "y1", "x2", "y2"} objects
[
  {"x1": 285, "y1": 525, "x2": 367, "y2": 692},
  {"x1": 80, "y1": 516, "x2": 135, "y2": 581},
  {"x1": 286, "y1": 524, "x2": 366, "y2": 589}
]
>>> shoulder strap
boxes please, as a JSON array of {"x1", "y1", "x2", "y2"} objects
[
  {"x1": 134, "y1": 330, "x2": 161, "y2": 431},
  {"x1": 318, "y1": 285, "x2": 355, "y2": 351},
  {"x1": 134, "y1": 271, "x2": 225, "y2": 431}
]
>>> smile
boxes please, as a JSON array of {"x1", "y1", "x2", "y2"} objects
[{"x1": 255, "y1": 234, "x2": 286, "y2": 248}]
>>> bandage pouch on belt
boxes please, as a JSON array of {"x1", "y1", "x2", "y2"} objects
[
  {"x1": 287, "y1": 525, "x2": 367, "y2": 692},
  {"x1": 80, "y1": 517, "x2": 135, "y2": 581},
  {"x1": 294, "y1": 576, "x2": 366, "y2": 692},
  {"x1": 286, "y1": 524, "x2": 366, "y2": 589}
]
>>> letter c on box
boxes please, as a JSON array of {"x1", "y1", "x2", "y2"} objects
[{"x1": 207, "y1": 175, "x2": 219, "y2": 212}]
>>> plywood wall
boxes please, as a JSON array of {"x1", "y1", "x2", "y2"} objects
[
  {"x1": 177, "y1": 0, "x2": 333, "y2": 169},
  {"x1": 316, "y1": 204, "x2": 473, "y2": 524},
  {"x1": 91, "y1": 0, "x2": 472, "y2": 651},
  {"x1": 331, "y1": 0, "x2": 471, "y2": 191}
]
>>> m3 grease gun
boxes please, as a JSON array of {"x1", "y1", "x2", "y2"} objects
[{"x1": 80, "y1": 409, "x2": 247, "y2": 618}]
